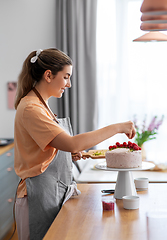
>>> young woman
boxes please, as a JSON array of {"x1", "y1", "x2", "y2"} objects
[{"x1": 14, "y1": 48, "x2": 135, "y2": 240}]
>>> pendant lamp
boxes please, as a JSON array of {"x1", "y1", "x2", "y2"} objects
[
  {"x1": 140, "y1": 0, "x2": 167, "y2": 13},
  {"x1": 140, "y1": 23, "x2": 167, "y2": 31},
  {"x1": 140, "y1": 0, "x2": 167, "y2": 31},
  {"x1": 133, "y1": 31, "x2": 167, "y2": 42},
  {"x1": 141, "y1": 13, "x2": 167, "y2": 22}
]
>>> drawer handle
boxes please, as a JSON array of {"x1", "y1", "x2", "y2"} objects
[
  {"x1": 6, "y1": 152, "x2": 12, "y2": 157},
  {"x1": 8, "y1": 198, "x2": 13, "y2": 203},
  {"x1": 7, "y1": 167, "x2": 13, "y2": 172}
]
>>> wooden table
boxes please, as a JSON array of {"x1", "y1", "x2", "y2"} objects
[{"x1": 44, "y1": 183, "x2": 167, "y2": 240}]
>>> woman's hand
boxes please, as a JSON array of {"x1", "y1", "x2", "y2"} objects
[
  {"x1": 71, "y1": 152, "x2": 87, "y2": 161},
  {"x1": 119, "y1": 121, "x2": 136, "y2": 139},
  {"x1": 49, "y1": 121, "x2": 136, "y2": 153}
]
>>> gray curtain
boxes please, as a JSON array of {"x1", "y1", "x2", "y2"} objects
[{"x1": 52, "y1": 0, "x2": 98, "y2": 135}]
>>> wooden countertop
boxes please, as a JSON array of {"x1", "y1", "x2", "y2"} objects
[
  {"x1": 0, "y1": 142, "x2": 14, "y2": 155},
  {"x1": 44, "y1": 183, "x2": 167, "y2": 240}
]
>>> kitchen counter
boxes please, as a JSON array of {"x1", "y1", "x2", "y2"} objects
[
  {"x1": 0, "y1": 142, "x2": 14, "y2": 155},
  {"x1": 44, "y1": 183, "x2": 167, "y2": 240},
  {"x1": 76, "y1": 158, "x2": 167, "y2": 183}
]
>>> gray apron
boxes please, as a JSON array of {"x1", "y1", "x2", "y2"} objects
[{"x1": 26, "y1": 117, "x2": 74, "y2": 240}]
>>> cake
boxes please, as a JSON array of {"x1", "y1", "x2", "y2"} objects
[{"x1": 105, "y1": 141, "x2": 142, "y2": 168}]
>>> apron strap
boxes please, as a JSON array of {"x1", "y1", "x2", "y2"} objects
[{"x1": 32, "y1": 87, "x2": 59, "y2": 123}]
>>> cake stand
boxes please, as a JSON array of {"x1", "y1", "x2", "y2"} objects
[{"x1": 95, "y1": 161, "x2": 155, "y2": 199}]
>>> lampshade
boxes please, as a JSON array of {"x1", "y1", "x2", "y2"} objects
[
  {"x1": 140, "y1": 23, "x2": 167, "y2": 31},
  {"x1": 140, "y1": 0, "x2": 167, "y2": 31},
  {"x1": 141, "y1": 14, "x2": 167, "y2": 23},
  {"x1": 140, "y1": 0, "x2": 167, "y2": 13},
  {"x1": 133, "y1": 31, "x2": 167, "y2": 41}
]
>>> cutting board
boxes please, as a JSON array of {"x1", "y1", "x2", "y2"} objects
[{"x1": 82, "y1": 149, "x2": 107, "y2": 159}]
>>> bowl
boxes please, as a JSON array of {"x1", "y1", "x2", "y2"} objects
[
  {"x1": 122, "y1": 195, "x2": 139, "y2": 209},
  {"x1": 134, "y1": 178, "x2": 149, "y2": 190}
]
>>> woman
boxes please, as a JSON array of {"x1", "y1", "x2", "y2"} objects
[{"x1": 14, "y1": 48, "x2": 135, "y2": 240}]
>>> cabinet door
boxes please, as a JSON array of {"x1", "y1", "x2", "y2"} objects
[
  {"x1": 0, "y1": 187, "x2": 17, "y2": 239},
  {"x1": 0, "y1": 148, "x2": 14, "y2": 170},
  {"x1": 0, "y1": 147, "x2": 19, "y2": 239}
]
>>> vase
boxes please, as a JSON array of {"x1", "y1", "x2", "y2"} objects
[{"x1": 141, "y1": 144, "x2": 146, "y2": 161}]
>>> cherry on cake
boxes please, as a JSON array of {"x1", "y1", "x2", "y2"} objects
[{"x1": 105, "y1": 141, "x2": 142, "y2": 169}]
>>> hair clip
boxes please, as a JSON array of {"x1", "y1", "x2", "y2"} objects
[{"x1": 30, "y1": 49, "x2": 43, "y2": 63}]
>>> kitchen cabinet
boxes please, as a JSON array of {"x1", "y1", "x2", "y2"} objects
[{"x1": 0, "y1": 142, "x2": 19, "y2": 240}]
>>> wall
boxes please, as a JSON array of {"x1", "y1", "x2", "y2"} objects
[{"x1": 0, "y1": 0, "x2": 56, "y2": 138}]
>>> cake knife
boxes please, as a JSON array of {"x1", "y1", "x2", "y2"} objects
[{"x1": 101, "y1": 189, "x2": 115, "y2": 193}]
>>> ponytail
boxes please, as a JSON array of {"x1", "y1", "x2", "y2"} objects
[
  {"x1": 14, "y1": 48, "x2": 72, "y2": 109},
  {"x1": 14, "y1": 51, "x2": 36, "y2": 109}
]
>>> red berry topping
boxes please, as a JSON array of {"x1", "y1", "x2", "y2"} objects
[
  {"x1": 108, "y1": 142, "x2": 141, "y2": 151},
  {"x1": 133, "y1": 145, "x2": 139, "y2": 150}
]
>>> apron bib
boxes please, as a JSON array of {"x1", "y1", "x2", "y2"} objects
[{"x1": 26, "y1": 117, "x2": 74, "y2": 240}]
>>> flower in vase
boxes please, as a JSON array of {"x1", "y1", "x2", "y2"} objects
[{"x1": 133, "y1": 115, "x2": 164, "y2": 147}]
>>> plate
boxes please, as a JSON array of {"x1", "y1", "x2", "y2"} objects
[
  {"x1": 0, "y1": 139, "x2": 14, "y2": 146},
  {"x1": 95, "y1": 161, "x2": 155, "y2": 171}
]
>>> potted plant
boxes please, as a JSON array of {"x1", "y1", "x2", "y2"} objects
[{"x1": 133, "y1": 115, "x2": 164, "y2": 160}]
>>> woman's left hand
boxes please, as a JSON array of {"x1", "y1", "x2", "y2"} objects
[{"x1": 71, "y1": 152, "x2": 87, "y2": 161}]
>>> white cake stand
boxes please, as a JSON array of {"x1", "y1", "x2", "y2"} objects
[{"x1": 95, "y1": 161, "x2": 155, "y2": 199}]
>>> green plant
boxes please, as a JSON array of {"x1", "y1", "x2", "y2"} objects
[{"x1": 133, "y1": 115, "x2": 164, "y2": 147}]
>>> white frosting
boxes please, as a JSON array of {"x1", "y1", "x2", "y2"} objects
[{"x1": 105, "y1": 148, "x2": 142, "y2": 168}]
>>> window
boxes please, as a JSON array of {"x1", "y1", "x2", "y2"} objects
[{"x1": 96, "y1": 0, "x2": 167, "y2": 164}]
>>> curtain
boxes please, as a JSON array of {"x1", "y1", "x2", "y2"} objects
[
  {"x1": 50, "y1": 0, "x2": 98, "y2": 136},
  {"x1": 96, "y1": 0, "x2": 167, "y2": 164}
]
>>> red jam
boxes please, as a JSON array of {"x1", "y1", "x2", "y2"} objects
[{"x1": 102, "y1": 201, "x2": 115, "y2": 211}]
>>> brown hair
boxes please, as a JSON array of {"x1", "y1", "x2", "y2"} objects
[{"x1": 14, "y1": 48, "x2": 72, "y2": 109}]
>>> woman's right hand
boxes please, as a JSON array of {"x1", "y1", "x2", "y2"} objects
[
  {"x1": 49, "y1": 120, "x2": 136, "y2": 153},
  {"x1": 118, "y1": 121, "x2": 136, "y2": 139}
]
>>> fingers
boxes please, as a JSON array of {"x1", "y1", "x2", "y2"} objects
[
  {"x1": 131, "y1": 128, "x2": 136, "y2": 139},
  {"x1": 77, "y1": 152, "x2": 82, "y2": 158},
  {"x1": 125, "y1": 121, "x2": 136, "y2": 139},
  {"x1": 71, "y1": 152, "x2": 79, "y2": 161},
  {"x1": 80, "y1": 151, "x2": 88, "y2": 160},
  {"x1": 72, "y1": 155, "x2": 78, "y2": 161},
  {"x1": 126, "y1": 132, "x2": 133, "y2": 139},
  {"x1": 72, "y1": 151, "x2": 87, "y2": 161}
]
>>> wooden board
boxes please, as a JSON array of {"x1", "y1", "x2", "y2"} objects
[{"x1": 82, "y1": 149, "x2": 107, "y2": 159}]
